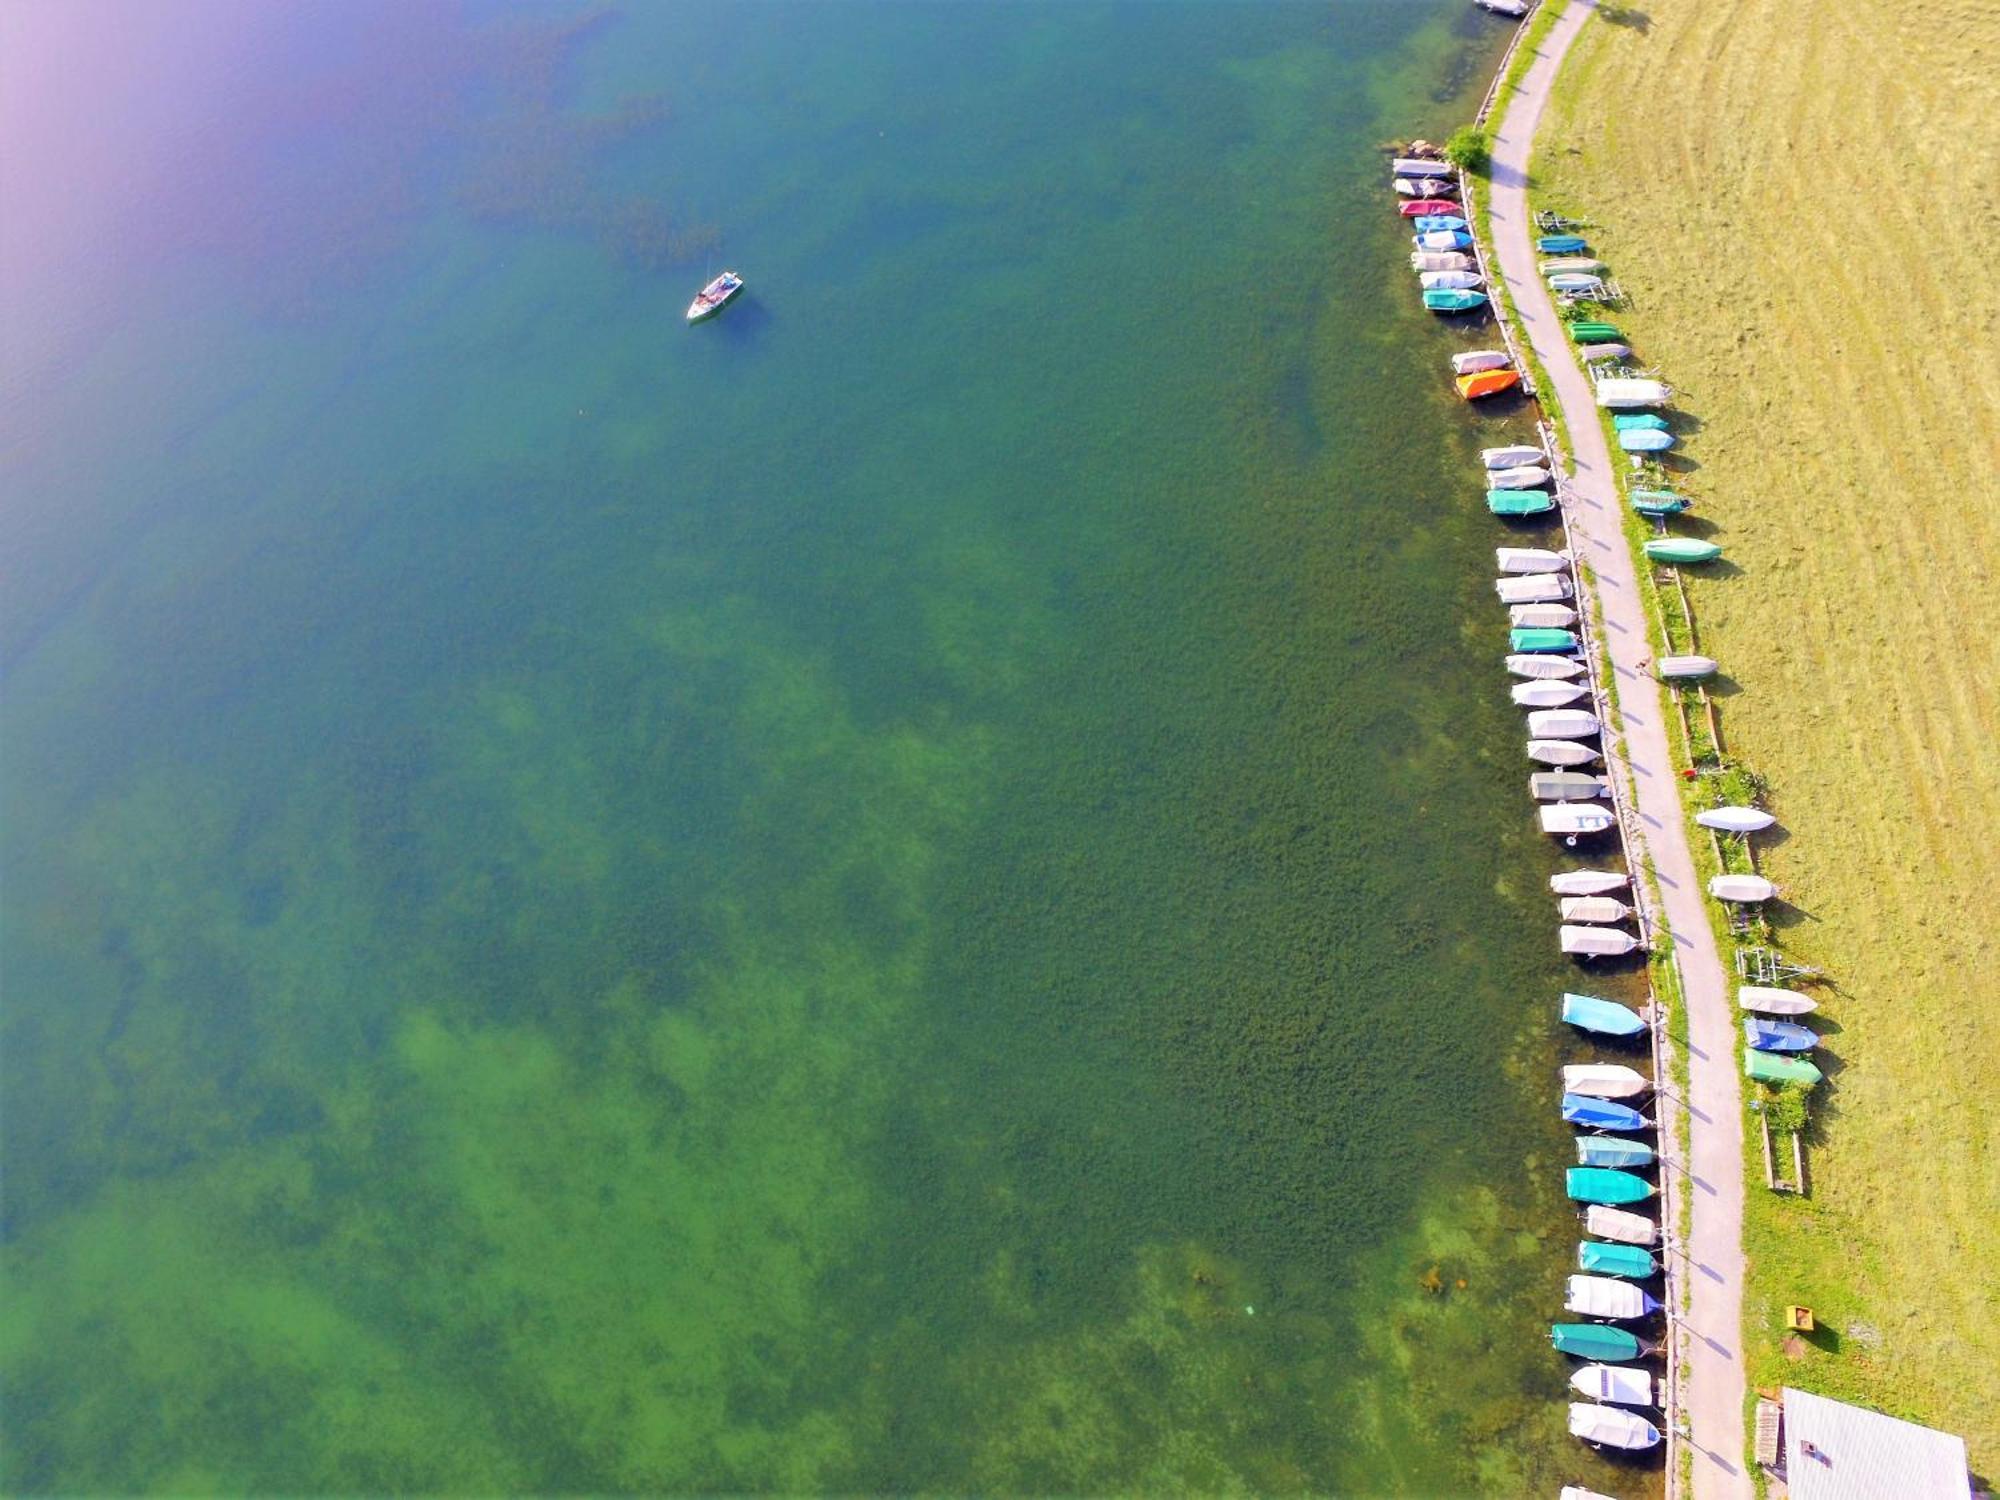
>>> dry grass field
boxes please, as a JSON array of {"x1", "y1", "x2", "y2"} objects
[{"x1": 1534, "y1": 0, "x2": 2000, "y2": 1471}]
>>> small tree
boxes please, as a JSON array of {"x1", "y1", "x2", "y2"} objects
[{"x1": 1444, "y1": 125, "x2": 1491, "y2": 176}]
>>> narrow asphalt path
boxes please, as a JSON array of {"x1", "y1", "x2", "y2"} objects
[{"x1": 1484, "y1": 5, "x2": 1752, "y2": 1496}]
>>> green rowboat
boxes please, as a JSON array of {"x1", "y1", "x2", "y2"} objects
[
  {"x1": 1629, "y1": 489, "x2": 1690, "y2": 515},
  {"x1": 1550, "y1": 1323, "x2": 1644, "y2": 1361},
  {"x1": 1566, "y1": 1167, "x2": 1655, "y2": 1205},
  {"x1": 1644, "y1": 538, "x2": 1723, "y2": 565},
  {"x1": 1578, "y1": 1240, "x2": 1658, "y2": 1279},
  {"x1": 1489, "y1": 489, "x2": 1556, "y2": 516},
  {"x1": 1744, "y1": 1049, "x2": 1823, "y2": 1087},
  {"x1": 1569, "y1": 322, "x2": 1623, "y2": 344},
  {"x1": 1511, "y1": 626, "x2": 1579, "y2": 653}
]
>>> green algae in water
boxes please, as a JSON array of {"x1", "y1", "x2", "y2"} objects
[{"x1": 2, "y1": 3, "x2": 1650, "y2": 1494}]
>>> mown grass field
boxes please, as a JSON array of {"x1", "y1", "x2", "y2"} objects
[{"x1": 1532, "y1": 0, "x2": 2000, "y2": 1473}]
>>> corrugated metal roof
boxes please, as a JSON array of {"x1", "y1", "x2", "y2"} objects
[{"x1": 1783, "y1": 1387, "x2": 1970, "y2": 1500}]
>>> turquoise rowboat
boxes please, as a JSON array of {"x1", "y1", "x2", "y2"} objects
[
  {"x1": 1566, "y1": 1167, "x2": 1655, "y2": 1205},
  {"x1": 1423, "y1": 287, "x2": 1487, "y2": 313},
  {"x1": 1613, "y1": 413, "x2": 1669, "y2": 432},
  {"x1": 1629, "y1": 489, "x2": 1690, "y2": 515},
  {"x1": 1550, "y1": 1323, "x2": 1643, "y2": 1361},
  {"x1": 1561, "y1": 992, "x2": 1647, "y2": 1037},
  {"x1": 1645, "y1": 537, "x2": 1723, "y2": 565},
  {"x1": 1489, "y1": 489, "x2": 1556, "y2": 517},
  {"x1": 1538, "y1": 234, "x2": 1589, "y2": 254},
  {"x1": 1569, "y1": 322, "x2": 1623, "y2": 343},
  {"x1": 1619, "y1": 428, "x2": 1675, "y2": 452},
  {"x1": 1745, "y1": 1049, "x2": 1824, "y2": 1087},
  {"x1": 1511, "y1": 627, "x2": 1579, "y2": 653},
  {"x1": 1577, "y1": 1135, "x2": 1656, "y2": 1169},
  {"x1": 1578, "y1": 1240, "x2": 1658, "y2": 1279}
]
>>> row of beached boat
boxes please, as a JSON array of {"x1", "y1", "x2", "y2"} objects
[
  {"x1": 1392, "y1": 155, "x2": 1496, "y2": 319},
  {"x1": 1390, "y1": 137, "x2": 1668, "y2": 1473},
  {"x1": 1562, "y1": 223, "x2": 1832, "y2": 1096}
]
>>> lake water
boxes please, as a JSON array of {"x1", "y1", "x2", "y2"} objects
[{"x1": 1, "y1": 2, "x2": 1649, "y2": 1492}]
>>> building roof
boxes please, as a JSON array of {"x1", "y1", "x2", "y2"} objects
[{"x1": 1782, "y1": 1387, "x2": 1970, "y2": 1500}]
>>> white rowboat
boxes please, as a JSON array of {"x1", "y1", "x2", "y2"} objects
[
  {"x1": 1496, "y1": 547, "x2": 1570, "y2": 574},
  {"x1": 1595, "y1": 377, "x2": 1671, "y2": 408},
  {"x1": 1566, "y1": 1275, "x2": 1653, "y2": 1318},
  {"x1": 1489, "y1": 464, "x2": 1553, "y2": 489},
  {"x1": 1695, "y1": 806, "x2": 1776, "y2": 833},
  {"x1": 1543, "y1": 803, "x2": 1617, "y2": 836},
  {"x1": 1561, "y1": 896, "x2": 1631, "y2": 923},
  {"x1": 1527, "y1": 709, "x2": 1601, "y2": 739},
  {"x1": 1482, "y1": 443, "x2": 1545, "y2": 469},
  {"x1": 1551, "y1": 869, "x2": 1629, "y2": 896},
  {"x1": 1509, "y1": 654, "x2": 1587, "y2": 680},
  {"x1": 1569, "y1": 1403, "x2": 1662, "y2": 1451},
  {"x1": 1420, "y1": 270, "x2": 1484, "y2": 290},
  {"x1": 1571, "y1": 1364, "x2": 1659, "y2": 1407},
  {"x1": 1415, "y1": 251, "x2": 1476, "y2": 272},
  {"x1": 1510, "y1": 603, "x2": 1578, "y2": 628},
  {"x1": 1529, "y1": 739, "x2": 1601, "y2": 766},
  {"x1": 1739, "y1": 986, "x2": 1817, "y2": 1016},
  {"x1": 1586, "y1": 1205, "x2": 1658, "y2": 1245},
  {"x1": 1562, "y1": 1063, "x2": 1649, "y2": 1098},
  {"x1": 1495, "y1": 573, "x2": 1574, "y2": 603},
  {"x1": 1513, "y1": 680, "x2": 1590, "y2": 707},
  {"x1": 1709, "y1": 874, "x2": 1776, "y2": 902},
  {"x1": 1657, "y1": 654, "x2": 1717, "y2": 680},
  {"x1": 1562, "y1": 925, "x2": 1640, "y2": 956},
  {"x1": 1452, "y1": 348, "x2": 1510, "y2": 373}
]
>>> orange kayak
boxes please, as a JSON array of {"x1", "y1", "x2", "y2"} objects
[{"x1": 1456, "y1": 368, "x2": 1521, "y2": 400}]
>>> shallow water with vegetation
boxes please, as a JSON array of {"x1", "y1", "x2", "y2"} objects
[{"x1": 3, "y1": 3, "x2": 1649, "y2": 1492}]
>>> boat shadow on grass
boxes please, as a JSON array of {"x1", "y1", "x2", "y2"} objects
[{"x1": 1763, "y1": 898, "x2": 1821, "y2": 932}]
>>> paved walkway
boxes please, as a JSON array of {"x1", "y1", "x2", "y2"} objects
[{"x1": 1483, "y1": 5, "x2": 1752, "y2": 1497}]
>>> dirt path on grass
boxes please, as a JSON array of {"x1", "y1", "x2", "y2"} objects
[{"x1": 1486, "y1": 5, "x2": 1751, "y2": 1495}]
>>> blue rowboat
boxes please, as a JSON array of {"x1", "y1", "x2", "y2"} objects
[
  {"x1": 1619, "y1": 428, "x2": 1675, "y2": 452},
  {"x1": 1744, "y1": 1017, "x2": 1817, "y2": 1052},
  {"x1": 1550, "y1": 1323, "x2": 1642, "y2": 1361},
  {"x1": 1538, "y1": 234, "x2": 1589, "y2": 254},
  {"x1": 1561, "y1": 992, "x2": 1647, "y2": 1037},
  {"x1": 1414, "y1": 230, "x2": 1475, "y2": 251},
  {"x1": 1566, "y1": 1167, "x2": 1655, "y2": 1205},
  {"x1": 1423, "y1": 288, "x2": 1488, "y2": 313},
  {"x1": 1578, "y1": 1240, "x2": 1659, "y2": 1279},
  {"x1": 1577, "y1": 1135, "x2": 1655, "y2": 1169},
  {"x1": 1561, "y1": 1093, "x2": 1649, "y2": 1131},
  {"x1": 1412, "y1": 214, "x2": 1469, "y2": 233},
  {"x1": 1511, "y1": 627, "x2": 1579, "y2": 653},
  {"x1": 1613, "y1": 413, "x2": 1669, "y2": 432}
]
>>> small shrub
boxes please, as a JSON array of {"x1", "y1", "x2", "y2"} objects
[
  {"x1": 1444, "y1": 125, "x2": 1491, "y2": 176},
  {"x1": 1765, "y1": 1084, "x2": 1810, "y2": 1135}
]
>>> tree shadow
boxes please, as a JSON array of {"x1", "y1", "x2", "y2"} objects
[{"x1": 1599, "y1": 6, "x2": 1654, "y2": 34}]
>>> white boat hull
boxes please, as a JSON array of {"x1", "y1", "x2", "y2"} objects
[
  {"x1": 1529, "y1": 739, "x2": 1600, "y2": 766},
  {"x1": 1562, "y1": 1064, "x2": 1649, "y2": 1098},
  {"x1": 1527, "y1": 709, "x2": 1601, "y2": 739},
  {"x1": 1482, "y1": 443, "x2": 1545, "y2": 469},
  {"x1": 1513, "y1": 680, "x2": 1589, "y2": 707},
  {"x1": 1561, "y1": 895, "x2": 1631, "y2": 923},
  {"x1": 1585, "y1": 1205, "x2": 1659, "y2": 1245},
  {"x1": 1489, "y1": 464, "x2": 1553, "y2": 489},
  {"x1": 1709, "y1": 874, "x2": 1776, "y2": 902},
  {"x1": 1738, "y1": 985, "x2": 1817, "y2": 1016},
  {"x1": 1391, "y1": 157, "x2": 1450, "y2": 178},
  {"x1": 1657, "y1": 654, "x2": 1717, "y2": 680},
  {"x1": 1416, "y1": 251, "x2": 1476, "y2": 272},
  {"x1": 1543, "y1": 804, "x2": 1617, "y2": 836},
  {"x1": 1551, "y1": 869, "x2": 1629, "y2": 896},
  {"x1": 1580, "y1": 343, "x2": 1631, "y2": 362},
  {"x1": 1508, "y1": 655, "x2": 1587, "y2": 680},
  {"x1": 1495, "y1": 573, "x2": 1574, "y2": 603},
  {"x1": 1562, "y1": 924, "x2": 1639, "y2": 956},
  {"x1": 1571, "y1": 1363, "x2": 1659, "y2": 1407},
  {"x1": 1569, "y1": 1402, "x2": 1662, "y2": 1451},
  {"x1": 1566, "y1": 1274, "x2": 1651, "y2": 1319},
  {"x1": 1495, "y1": 547, "x2": 1570, "y2": 575},
  {"x1": 1595, "y1": 378, "x2": 1671, "y2": 408},
  {"x1": 1510, "y1": 603, "x2": 1578, "y2": 628},
  {"x1": 1452, "y1": 348, "x2": 1510, "y2": 373},
  {"x1": 1420, "y1": 270, "x2": 1484, "y2": 290},
  {"x1": 1695, "y1": 806, "x2": 1776, "y2": 833}
]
